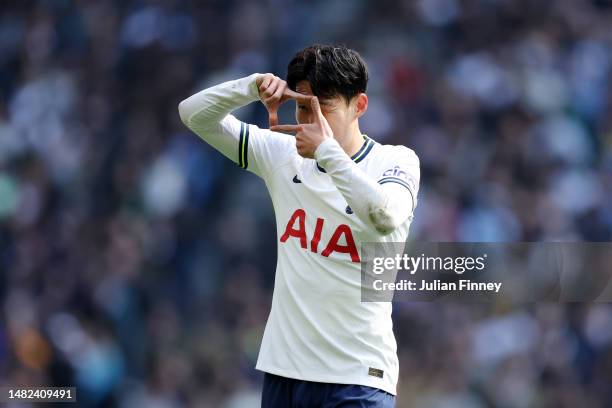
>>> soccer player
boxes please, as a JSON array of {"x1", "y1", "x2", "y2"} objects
[{"x1": 179, "y1": 45, "x2": 419, "y2": 407}]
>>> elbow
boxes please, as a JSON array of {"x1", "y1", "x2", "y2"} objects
[
  {"x1": 177, "y1": 99, "x2": 191, "y2": 126},
  {"x1": 368, "y1": 207, "x2": 402, "y2": 236}
]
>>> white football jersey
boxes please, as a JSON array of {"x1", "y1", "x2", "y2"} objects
[
  {"x1": 179, "y1": 74, "x2": 420, "y2": 396},
  {"x1": 236, "y1": 120, "x2": 419, "y2": 395}
]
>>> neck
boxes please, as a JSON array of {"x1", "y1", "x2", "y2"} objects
[{"x1": 337, "y1": 122, "x2": 364, "y2": 158}]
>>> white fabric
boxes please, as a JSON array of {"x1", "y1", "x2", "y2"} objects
[
  {"x1": 315, "y1": 138, "x2": 416, "y2": 235},
  {"x1": 178, "y1": 73, "x2": 261, "y2": 163},
  {"x1": 179, "y1": 75, "x2": 421, "y2": 395}
]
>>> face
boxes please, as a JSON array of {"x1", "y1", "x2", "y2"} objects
[{"x1": 294, "y1": 81, "x2": 367, "y2": 144}]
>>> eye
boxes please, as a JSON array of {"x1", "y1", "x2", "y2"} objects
[{"x1": 298, "y1": 105, "x2": 308, "y2": 111}]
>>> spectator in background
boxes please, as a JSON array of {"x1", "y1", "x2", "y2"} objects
[{"x1": 1, "y1": 0, "x2": 611, "y2": 407}]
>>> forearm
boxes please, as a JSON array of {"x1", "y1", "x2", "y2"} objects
[
  {"x1": 178, "y1": 74, "x2": 260, "y2": 160},
  {"x1": 315, "y1": 139, "x2": 412, "y2": 235}
]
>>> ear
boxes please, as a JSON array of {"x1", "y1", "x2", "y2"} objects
[{"x1": 353, "y1": 93, "x2": 368, "y2": 119}]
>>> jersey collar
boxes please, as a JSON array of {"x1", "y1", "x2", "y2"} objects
[{"x1": 316, "y1": 135, "x2": 374, "y2": 173}]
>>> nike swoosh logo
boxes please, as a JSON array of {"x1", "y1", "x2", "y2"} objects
[{"x1": 293, "y1": 175, "x2": 302, "y2": 183}]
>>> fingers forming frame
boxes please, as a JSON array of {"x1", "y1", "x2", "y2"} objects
[
  {"x1": 269, "y1": 81, "x2": 286, "y2": 102},
  {"x1": 259, "y1": 74, "x2": 328, "y2": 131},
  {"x1": 260, "y1": 74, "x2": 273, "y2": 91},
  {"x1": 262, "y1": 78, "x2": 279, "y2": 99},
  {"x1": 270, "y1": 124, "x2": 303, "y2": 133},
  {"x1": 266, "y1": 85, "x2": 285, "y2": 127}
]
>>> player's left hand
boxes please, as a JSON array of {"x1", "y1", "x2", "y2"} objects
[{"x1": 270, "y1": 96, "x2": 333, "y2": 159}]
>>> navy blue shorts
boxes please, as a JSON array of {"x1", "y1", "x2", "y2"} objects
[{"x1": 261, "y1": 373, "x2": 396, "y2": 408}]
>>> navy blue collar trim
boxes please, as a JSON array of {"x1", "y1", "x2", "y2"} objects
[{"x1": 316, "y1": 135, "x2": 374, "y2": 173}]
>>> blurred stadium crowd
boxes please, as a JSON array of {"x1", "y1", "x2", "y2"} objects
[{"x1": 1, "y1": 0, "x2": 612, "y2": 407}]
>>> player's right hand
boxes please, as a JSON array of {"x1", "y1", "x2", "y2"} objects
[
  {"x1": 270, "y1": 96, "x2": 334, "y2": 159},
  {"x1": 256, "y1": 74, "x2": 303, "y2": 127}
]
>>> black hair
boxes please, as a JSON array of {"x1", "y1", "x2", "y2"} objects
[{"x1": 286, "y1": 44, "x2": 368, "y2": 103}]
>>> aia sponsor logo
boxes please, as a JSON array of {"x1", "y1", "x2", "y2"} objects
[{"x1": 280, "y1": 209, "x2": 360, "y2": 263}]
